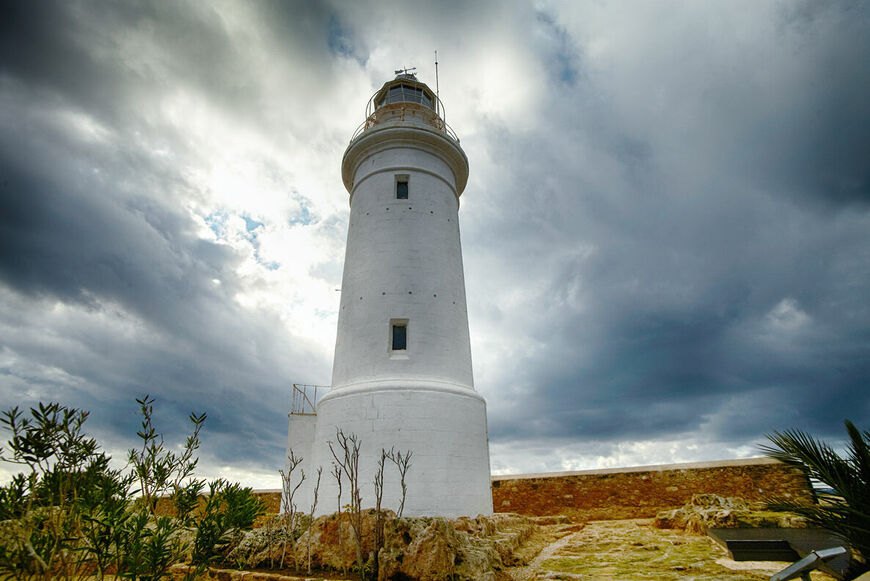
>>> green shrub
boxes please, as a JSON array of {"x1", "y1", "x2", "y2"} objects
[
  {"x1": 221, "y1": 482, "x2": 266, "y2": 530},
  {"x1": 0, "y1": 397, "x2": 262, "y2": 581}
]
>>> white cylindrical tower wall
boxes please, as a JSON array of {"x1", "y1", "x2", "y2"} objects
[{"x1": 331, "y1": 138, "x2": 473, "y2": 390}]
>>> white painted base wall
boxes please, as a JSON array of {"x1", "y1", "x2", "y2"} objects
[
  {"x1": 283, "y1": 413, "x2": 316, "y2": 513},
  {"x1": 287, "y1": 383, "x2": 492, "y2": 518}
]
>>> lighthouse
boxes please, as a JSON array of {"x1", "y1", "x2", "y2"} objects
[{"x1": 287, "y1": 72, "x2": 492, "y2": 517}]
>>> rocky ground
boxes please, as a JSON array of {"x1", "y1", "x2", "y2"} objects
[
  {"x1": 169, "y1": 509, "x2": 838, "y2": 581},
  {"x1": 653, "y1": 494, "x2": 809, "y2": 534},
  {"x1": 507, "y1": 518, "x2": 837, "y2": 581}
]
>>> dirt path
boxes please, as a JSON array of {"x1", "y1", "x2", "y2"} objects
[{"x1": 508, "y1": 524, "x2": 587, "y2": 580}]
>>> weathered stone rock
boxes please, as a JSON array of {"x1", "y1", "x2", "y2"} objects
[
  {"x1": 654, "y1": 494, "x2": 808, "y2": 534},
  {"x1": 225, "y1": 526, "x2": 277, "y2": 568},
  {"x1": 388, "y1": 519, "x2": 456, "y2": 580},
  {"x1": 223, "y1": 511, "x2": 539, "y2": 580},
  {"x1": 377, "y1": 513, "x2": 534, "y2": 581},
  {"x1": 225, "y1": 514, "x2": 314, "y2": 570},
  {"x1": 292, "y1": 509, "x2": 388, "y2": 572},
  {"x1": 530, "y1": 515, "x2": 570, "y2": 526}
]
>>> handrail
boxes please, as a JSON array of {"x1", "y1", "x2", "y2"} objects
[
  {"x1": 290, "y1": 383, "x2": 326, "y2": 416},
  {"x1": 769, "y1": 546, "x2": 848, "y2": 581},
  {"x1": 349, "y1": 109, "x2": 460, "y2": 144}
]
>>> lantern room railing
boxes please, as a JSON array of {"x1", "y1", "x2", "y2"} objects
[{"x1": 349, "y1": 106, "x2": 460, "y2": 143}]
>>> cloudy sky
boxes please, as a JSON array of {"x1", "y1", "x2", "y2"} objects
[{"x1": 1, "y1": 1, "x2": 868, "y2": 488}]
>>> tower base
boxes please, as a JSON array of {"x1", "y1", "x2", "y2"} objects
[{"x1": 287, "y1": 383, "x2": 492, "y2": 518}]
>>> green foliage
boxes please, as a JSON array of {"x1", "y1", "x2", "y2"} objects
[
  {"x1": 221, "y1": 481, "x2": 266, "y2": 530},
  {"x1": 0, "y1": 473, "x2": 28, "y2": 520},
  {"x1": 351, "y1": 554, "x2": 375, "y2": 581},
  {"x1": 118, "y1": 509, "x2": 150, "y2": 579},
  {"x1": 0, "y1": 396, "x2": 263, "y2": 581},
  {"x1": 761, "y1": 420, "x2": 870, "y2": 578},
  {"x1": 0, "y1": 402, "x2": 104, "y2": 580},
  {"x1": 191, "y1": 480, "x2": 232, "y2": 569},
  {"x1": 0, "y1": 509, "x2": 50, "y2": 580},
  {"x1": 172, "y1": 479, "x2": 205, "y2": 527},
  {"x1": 76, "y1": 493, "x2": 132, "y2": 577},
  {"x1": 189, "y1": 479, "x2": 266, "y2": 571},
  {"x1": 141, "y1": 516, "x2": 180, "y2": 581},
  {"x1": 128, "y1": 395, "x2": 206, "y2": 516}
]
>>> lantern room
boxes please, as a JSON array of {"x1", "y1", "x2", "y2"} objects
[
  {"x1": 375, "y1": 74, "x2": 436, "y2": 109},
  {"x1": 350, "y1": 72, "x2": 458, "y2": 143}
]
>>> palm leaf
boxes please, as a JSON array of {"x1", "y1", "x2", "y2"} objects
[
  {"x1": 845, "y1": 420, "x2": 870, "y2": 490},
  {"x1": 761, "y1": 420, "x2": 870, "y2": 578}
]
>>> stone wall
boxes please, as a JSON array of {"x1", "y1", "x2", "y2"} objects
[
  {"x1": 257, "y1": 458, "x2": 814, "y2": 524},
  {"x1": 253, "y1": 489, "x2": 282, "y2": 513},
  {"x1": 491, "y1": 458, "x2": 814, "y2": 522},
  {"x1": 246, "y1": 490, "x2": 279, "y2": 527}
]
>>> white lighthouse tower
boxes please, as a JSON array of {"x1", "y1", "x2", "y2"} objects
[{"x1": 287, "y1": 72, "x2": 492, "y2": 517}]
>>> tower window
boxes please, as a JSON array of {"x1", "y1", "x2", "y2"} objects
[
  {"x1": 396, "y1": 177, "x2": 409, "y2": 199},
  {"x1": 392, "y1": 324, "x2": 407, "y2": 350},
  {"x1": 391, "y1": 320, "x2": 408, "y2": 351}
]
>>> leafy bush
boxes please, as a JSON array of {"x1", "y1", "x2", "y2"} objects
[
  {"x1": 0, "y1": 402, "x2": 105, "y2": 579},
  {"x1": 0, "y1": 473, "x2": 28, "y2": 520},
  {"x1": 0, "y1": 397, "x2": 263, "y2": 581},
  {"x1": 221, "y1": 481, "x2": 266, "y2": 530}
]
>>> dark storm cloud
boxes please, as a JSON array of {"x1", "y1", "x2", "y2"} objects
[
  {"x1": 1, "y1": 0, "x2": 869, "y2": 481},
  {"x1": 466, "y1": 1, "x2": 870, "y2": 451},
  {"x1": 1, "y1": 2, "x2": 237, "y2": 127},
  {"x1": 0, "y1": 123, "x2": 213, "y2": 315},
  {"x1": 0, "y1": 1, "x2": 332, "y2": 472},
  {"x1": 0, "y1": 105, "x2": 316, "y2": 465},
  {"x1": 0, "y1": 2, "x2": 106, "y2": 109},
  {"x1": 765, "y1": 2, "x2": 870, "y2": 206}
]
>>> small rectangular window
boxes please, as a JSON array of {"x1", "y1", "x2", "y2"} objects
[
  {"x1": 392, "y1": 324, "x2": 407, "y2": 350},
  {"x1": 396, "y1": 179, "x2": 409, "y2": 199}
]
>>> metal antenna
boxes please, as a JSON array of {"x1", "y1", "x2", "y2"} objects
[{"x1": 434, "y1": 50, "x2": 440, "y2": 116}]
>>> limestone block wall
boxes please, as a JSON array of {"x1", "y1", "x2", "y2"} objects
[
  {"x1": 257, "y1": 457, "x2": 813, "y2": 524},
  {"x1": 491, "y1": 458, "x2": 814, "y2": 522},
  {"x1": 252, "y1": 489, "x2": 281, "y2": 527}
]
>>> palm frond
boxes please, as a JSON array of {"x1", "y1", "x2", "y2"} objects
[
  {"x1": 761, "y1": 420, "x2": 870, "y2": 576},
  {"x1": 760, "y1": 428, "x2": 856, "y2": 493},
  {"x1": 845, "y1": 420, "x2": 870, "y2": 488}
]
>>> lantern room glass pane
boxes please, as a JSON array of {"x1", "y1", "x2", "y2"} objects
[{"x1": 379, "y1": 84, "x2": 435, "y2": 110}]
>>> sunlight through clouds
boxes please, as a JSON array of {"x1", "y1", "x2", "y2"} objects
[{"x1": 1, "y1": 0, "x2": 868, "y2": 486}]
